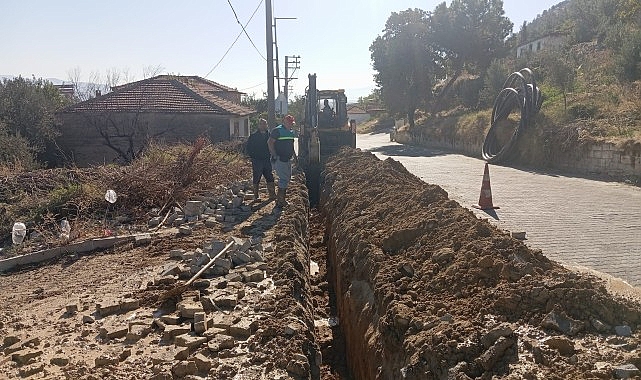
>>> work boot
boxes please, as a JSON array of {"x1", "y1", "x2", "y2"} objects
[
  {"x1": 266, "y1": 182, "x2": 276, "y2": 201},
  {"x1": 276, "y1": 187, "x2": 287, "y2": 208},
  {"x1": 253, "y1": 183, "x2": 260, "y2": 201}
]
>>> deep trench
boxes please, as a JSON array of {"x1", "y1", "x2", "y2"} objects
[{"x1": 308, "y1": 208, "x2": 351, "y2": 380}]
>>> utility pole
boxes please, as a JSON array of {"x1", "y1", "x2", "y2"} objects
[
  {"x1": 284, "y1": 55, "x2": 300, "y2": 102},
  {"x1": 265, "y1": 0, "x2": 275, "y2": 127}
]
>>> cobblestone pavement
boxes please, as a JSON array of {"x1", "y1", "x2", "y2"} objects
[{"x1": 358, "y1": 132, "x2": 641, "y2": 287}]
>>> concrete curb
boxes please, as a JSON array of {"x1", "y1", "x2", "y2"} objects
[{"x1": 0, "y1": 228, "x2": 179, "y2": 273}]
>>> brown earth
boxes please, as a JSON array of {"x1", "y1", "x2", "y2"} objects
[
  {"x1": 1, "y1": 145, "x2": 641, "y2": 380},
  {"x1": 322, "y1": 148, "x2": 641, "y2": 379}
]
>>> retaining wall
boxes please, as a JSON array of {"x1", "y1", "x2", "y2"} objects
[{"x1": 395, "y1": 130, "x2": 641, "y2": 180}]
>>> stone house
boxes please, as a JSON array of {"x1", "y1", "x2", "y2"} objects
[
  {"x1": 516, "y1": 32, "x2": 567, "y2": 58},
  {"x1": 346, "y1": 104, "x2": 371, "y2": 125},
  {"x1": 56, "y1": 75, "x2": 255, "y2": 166}
]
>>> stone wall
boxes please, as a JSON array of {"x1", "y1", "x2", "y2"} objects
[{"x1": 395, "y1": 130, "x2": 641, "y2": 180}]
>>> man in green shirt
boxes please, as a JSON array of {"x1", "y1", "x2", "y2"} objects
[{"x1": 268, "y1": 114, "x2": 296, "y2": 208}]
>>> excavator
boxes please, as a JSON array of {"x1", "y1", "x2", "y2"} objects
[{"x1": 297, "y1": 74, "x2": 356, "y2": 205}]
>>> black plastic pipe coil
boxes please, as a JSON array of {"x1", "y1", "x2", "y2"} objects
[{"x1": 482, "y1": 68, "x2": 542, "y2": 163}]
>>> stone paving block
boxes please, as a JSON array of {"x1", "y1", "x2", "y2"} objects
[
  {"x1": 160, "y1": 314, "x2": 181, "y2": 325},
  {"x1": 231, "y1": 251, "x2": 252, "y2": 266},
  {"x1": 194, "y1": 321, "x2": 207, "y2": 334},
  {"x1": 3, "y1": 335, "x2": 20, "y2": 347},
  {"x1": 11, "y1": 349, "x2": 43, "y2": 365},
  {"x1": 194, "y1": 353, "x2": 214, "y2": 372},
  {"x1": 228, "y1": 318, "x2": 255, "y2": 339},
  {"x1": 249, "y1": 249, "x2": 265, "y2": 262},
  {"x1": 172, "y1": 360, "x2": 199, "y2": 377},
  {"x1": 134, "y1": 233, "x2": 152, "y2": 246},
  {"x1": 18, "y1": 363, "x2": 44, "y2": 377},
  {"x1": 193, "y1": 312, "x2": 206, "y2": 324},
  {"x1": 50, "y1": 356, "x2": 70, "y2": 366},
  {"x1": 210, "y1": 314, "x2": 238, "y2": 331},
  {"x1": 225, "y1": 272, "x2": 243, "y2": 282},
  {"x1": 242, "y1": 269, "x2": 265, "y2": 283},
  {"x1": 169, "y1": 249, "x2": 186, "y2": 259},
  {"x1": 177, "y1": 300, "x2": 203, "y2": 319},
  {"x1": 96, "y1": 300, "x2": 121, "y2": 317},
  {"x1": 161, "y1": 325, "x2": 191, "y2": 342},
  {"x1": 126, "y1": 325, "x2": 151, "y2": 342},
  {"x1": 174, "y1": 334, "x2": 207, "y2": 348},
  {"x1": 181, "y1": 290, "x2": 200, "y2": 301},
  {"x1": 120, "y1": 298, "x2": 139, "y2": 312},
  {"x1": 214, "y1": 293, "x2": 238, "y2": 309},
  {"x1": 99, "y1": 323, "x2": 128, "y2": 340},
  {"x1": 65, "y1": 302, "x2": 79, "y2": 314},
  {"x1": 184, "y1": 200, "x2": 204, "y2": 217},
  {"x1": 214, "y1": 258, "x2": 232, "y2": 270},
  {"x1": 207, "y1": 335, "x2": 237, "y2": 352},
  {"x1": 95, "y1": 354, "x2": 119, "y2": 367}
]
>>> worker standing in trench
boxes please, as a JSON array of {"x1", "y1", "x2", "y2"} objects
[
  {"x1": 268, "y1": 114, "x2": 296, "y2": 208},
  {"x1": 246, "y1": 118, "x2": 276, "y2": 202}
]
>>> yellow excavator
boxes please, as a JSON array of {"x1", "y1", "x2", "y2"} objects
[{"x1": 297, "y1": 74, "x2": 356, "y2": 205}]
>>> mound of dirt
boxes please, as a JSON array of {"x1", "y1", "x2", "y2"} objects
[{"x1": 321, "y1": 148, "x2": 641, "y2": 379}]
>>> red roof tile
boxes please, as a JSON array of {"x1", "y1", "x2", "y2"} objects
[{"x1": 62, "y1": 75, "x2": 254, "y2": 116}]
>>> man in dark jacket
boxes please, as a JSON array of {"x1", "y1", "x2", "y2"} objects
[{"x1": 246, "y1": 118, "x2": 276, "y2": 201}]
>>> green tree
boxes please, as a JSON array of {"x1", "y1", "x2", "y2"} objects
[
  {"x1": 0, "y1": 121, "x2": 38, "y2": 170},
  {"x1": 370, "y1": 8, "x2": 441, "y2": 127},
  {"x1": 287, "y1": 95, "x2": 305, "y2": 126},
  {"x1": 429, "y1": 0, "x2": 513, "y2": 113},
  {"x1": 241, "y1": 93, "x2": 267, "y2": 131},
  {"x1": 0, "y1": 77, "x2": 69, "y2": 163},
  {"x1": 615, "y1": 28, "x2": 641, "y2": 82},
  {"x1": 541, "y1": 48, "x2": 577, "y2": 110}
]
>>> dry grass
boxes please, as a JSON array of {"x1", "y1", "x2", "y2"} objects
[{"x1": 0, "y1": 139, "x2": 251, "y2": 253}]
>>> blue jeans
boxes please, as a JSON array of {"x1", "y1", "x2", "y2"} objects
[
  {"x1": 251, "y1": 159, "x2": 274, "y2": 184},
  {"x1": 273, "y1": 159, "x2": 292, "y2": 189}
]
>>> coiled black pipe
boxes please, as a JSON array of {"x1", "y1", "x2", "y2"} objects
[{"x1": 482, "y1": 68, "x2": 542, "y2": 163}]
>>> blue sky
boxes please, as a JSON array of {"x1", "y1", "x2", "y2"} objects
[{"x1": 2, "y1": 0, "x2": 563, "y2": 102}]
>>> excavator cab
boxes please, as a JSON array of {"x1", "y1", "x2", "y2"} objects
[{"x1": 298, "y1": 73, "x2": 356, "y2": 205}]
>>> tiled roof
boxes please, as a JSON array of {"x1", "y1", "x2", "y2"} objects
[{"x1": 61, "y1": 76, "x2": 254, "y2": 116}]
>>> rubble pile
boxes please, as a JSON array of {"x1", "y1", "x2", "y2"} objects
[{"x1": 0, "y1": 177, "x2": 319, "y2": 379}]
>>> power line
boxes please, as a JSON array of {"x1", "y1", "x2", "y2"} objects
[
  {"x1": 240, "y1": 82, "x2": 266, "y2": 91},
  {"x1": 227, "y1": 0, "x2": 266, "y2": 60},
  {"x1": 204, "y1": 0, "x2": 264, "y2": 78}
]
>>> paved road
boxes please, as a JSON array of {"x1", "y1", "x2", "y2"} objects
[{"x1": 357, "y1": 132, "x2": 641, "y2": 287}]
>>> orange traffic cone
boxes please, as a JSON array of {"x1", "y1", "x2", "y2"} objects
[{"x1": 473, "y1": 163, "x2": 499, "y2": 210}]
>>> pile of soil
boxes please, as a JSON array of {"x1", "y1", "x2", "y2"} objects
[{"x1": 321, "y1": 148, "x2": 641, "y2": 379}]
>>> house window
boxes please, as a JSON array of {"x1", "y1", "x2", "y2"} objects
[
  {"x1": 529, "y1": 44, "x2": 533, "y2": 51},
  {"x1": 537, "y1": 41, "x2": 542, "y2": 51},
  {"x1": 233, "y1": 121, "x2": 240, "y2": 137},
  {"x1": 244, "y1": 119, "x2": 249, "y2": 136}
]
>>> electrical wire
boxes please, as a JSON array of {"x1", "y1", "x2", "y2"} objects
[
  {"x1": 204, "y1": 0, "x2": 264, "y2": 78},
  {"x1": 481, "y1": 68, "x2": 542, "y2": 164},
  {"x1": 239, "y1": 82, "x2": 266, "y2": 91},
  {"x1": 227, "y1": 0, "x2": 266, "y2": 60}
]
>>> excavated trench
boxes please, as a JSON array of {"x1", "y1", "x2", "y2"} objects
[{"x1": 301, "y1": 148, "x2": 641, "y2": 380}]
